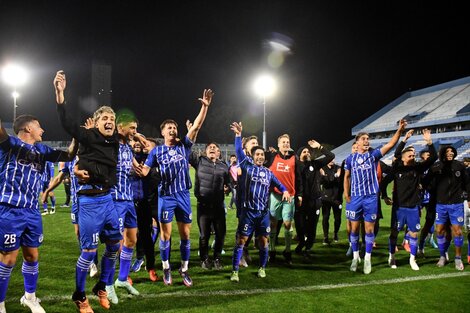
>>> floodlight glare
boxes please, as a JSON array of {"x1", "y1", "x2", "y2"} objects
[
  {"x1": 12, "y1": 91, "x2": 19, "y2": 99},
  {"x1": 253, "y1": 75, "x2": 277, "y2": 98},
  {"x1": 2, "y1": 64, "x2": 28, "y2": 87}
]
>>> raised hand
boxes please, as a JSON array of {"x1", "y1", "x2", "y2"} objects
[
  {"x1": 398, "y1": 119, "x2": 407, "y2": 132},
  {"x1": 230, "y1": 122, "x2": 242, "y2": 136},
  {"x1": 422, "y1": 128, "x2": 432, "y2": 144},
  {"x1": 403, "y1": 129, "x2": 414, "y2": 142},
  {"x1": 308, "y1": 139, "x2": 320, "y2": 149},
  {"x1": 54, "y1": 70, "x2": 66, "y2": 92},
  {"x1": 186, "y1": 119, "x2": 193, "y2": 131},
  {"x1": 198, "y1": 89, "x2": 214, "y2": 107},
  {"x1": 82, "y1": 118, "x2": 95, "y2": 129}
]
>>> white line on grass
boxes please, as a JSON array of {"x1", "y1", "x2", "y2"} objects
[{"x1": 26, "y1": 271, "x2": 470, "y2": 303}]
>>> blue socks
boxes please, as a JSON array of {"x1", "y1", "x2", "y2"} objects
[
  {"x1": 350, "y1": 233, "x2": 359, "y2": 252},
  {"x1": 232, "y1": 244, "x2": 244, "y2": 271},
  {"x1": 101, "y1": 243, "x2": 120, "y2": 285},
  {"x1": 365, "y1": 233, "x2": 375, "y2": 254},
  {"x1": 118, "y1": 246, "x2": 133, "y2": 282},
  {"x1": 180, "y1": 239, "x2": 190, "y2": 262},
  {"x1": 76, "y1": 251, "x2": 95, "y2": 292},
  {"x1": 22, "y1": 261, "x2": 39, "y2": 293},
  {"x1": 0, "y1": 262, "x2": 14, "y2": 302},
  {"x1": 160, "y1": 239, "x2": 171, "y2": 262}
]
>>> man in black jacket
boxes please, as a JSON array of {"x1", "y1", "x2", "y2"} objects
[
  {"x1": 190, "y1": 142, "x2": 230, "y2": 270},
  {"x1": 428, "y1": 145, "x2": 470, "y2": 270},
  {"x1": 294, "y1": 141, "x2": 334, "y2": 255},
  {"x1": 320, "y1": 159, "x2": 342, "y2": 244},
  {"x1": 381, "y1": 129, "x2": 436, "y2": 270}
]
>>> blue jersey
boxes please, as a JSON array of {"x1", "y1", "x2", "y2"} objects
[
  {"x1": 0, "y1": 136, "x2": 64, "y2": 209},
  {"x1": 111, "y1": 143, "x2": 134, "y2": 201},
  {"x1": 235, "y1": 136, "x2": 286, "y2": 211},
  {"x1": 145, "y1": 136, "x2": 193, "y2": 196},
  {"x1": 41, "y1": 161, "x2": 55, "y2": 183},
  {"x1": 62, "y1": 159, "x2": 78, "y2": 205},
  {"x1": 345, "y1": 148, "x2": 382, "y2": 197}
]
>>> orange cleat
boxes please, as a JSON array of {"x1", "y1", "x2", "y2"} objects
[
  {"x1": 95, "y1": 290, "x2": 110, "y2": 310},
  {"x1": 149, "y1": 269, "x2": 160, "y2": 282},
  {"x1": 74, "y1": 298, "x2": 94, "y2": 313},
  {"x1": 127, "y1": 276, "x2": 133, "y2": 286},
  {"x1": 402, "y1": 241, "x2": 410, "y2": 253}
]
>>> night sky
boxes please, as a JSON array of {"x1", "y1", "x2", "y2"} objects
[{"x1": 1, "y1": 1, "x2": 469, "y2": 148}]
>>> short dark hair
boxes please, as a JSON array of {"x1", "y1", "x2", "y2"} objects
[
  {"x1": 205, "y1": 142, "x2": 220, "y2": 149},
  {"x1": 251, "y1": 145, "x2": 265, "y2": 157},
  {"x1": 13, "y1": 115, "x2": 38, "y2": 134},
  {"x1": 116, "y1": 113, "x2": 138, "y2": 126},
  {"x1": 242, "y1": 135, "x2": 258, "y2": 149},
  {"x1": 160, "y1": 119, "x2": 178, "y2": 131},
  {"x1": 355, "y1": 132, "x2": 369, "y2": 142}
]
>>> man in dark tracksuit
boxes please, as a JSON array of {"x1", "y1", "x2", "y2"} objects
[
  {"x1": 381, "y1": 129, "x2": 437, "y2": 270},
  {"x1": 427, "y1": 145, "x2": 470, "y2": 270},
  {"x1": 295, "y1": 143, "x2": 334, "y2": 256},
  {"x1": 131, "y1": 139, "x2": 161, "y2": 282},
  {"x1": 320, "y1": 160, "x2": 343, "y2": 244},
  {"x1": 189, "y1": 142, "x2": 230, "y2": 270}
]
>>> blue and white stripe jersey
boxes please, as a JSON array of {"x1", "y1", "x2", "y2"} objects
[
  {"x1": 235, "y1": 136, "x2": 286, "y2": 211},
  {"x1": 41, "y1": 161, "x2": 55, "y2": 183},
  {"x1": 345, "y1": 148, "x2": 382, "y2": 197},
  {"x1": 62, "y1": 159, "x2": 78, "y2": 205},
  {"x1": 145, "y1": 136, "x2": 193, "y2": 196},
  {"x1": 0, "y1": 135, "x2": 63, "y2": 209},
  {"x1": 111, "y1": 143, "x2": 134, "y2": 201}
]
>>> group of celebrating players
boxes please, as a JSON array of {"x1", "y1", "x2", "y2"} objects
[{"x1": 0, "y1": 70, "x2": 469, "y2": 313}]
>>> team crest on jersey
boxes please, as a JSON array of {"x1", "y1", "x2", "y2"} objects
[
  {"x1": 416, "y1": 224, "x2": 421, "y2": 230},
  {"x1": 266, "y1": 227, "x2": 271, "y2": 233},
  {"x1": 260, "y1": 171, "x2": 266, "y2": 177},
  {"x1": 371, "y1": 214, "x2": 377, "y2": 220},
  {"x1": 122, "y1": 151, "x2": 130, "y2": 160},
  {"x1": 38, "y1": 234, "x2": 44, "y2": 243},
  {"x1": 357, "y1": 157, "x2": 364, "y2": 164},
  {"x1": 168, "y1": 149, "x2": 176, "y2": 156},
  {"x1": 458, "y1": 216, "x2": 464, "y2": 223},
  {"x1": 455, "y1": 171, "x2": 461, "y2": 177},
  {"x1": 309, "y1": 166, "x2": 314, "y2": 171}
]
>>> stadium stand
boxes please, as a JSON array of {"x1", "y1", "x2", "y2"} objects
[{"x1": 333, "y1": 76, "x2": 470, "y2": 164}]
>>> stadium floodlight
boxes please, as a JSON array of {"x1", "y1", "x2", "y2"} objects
[
  {"x1": 253, "y1": 74, "x2": 277, "y2": 149},
  {"x1": 2, "y1": 63, "x2": 28, "y2": 123}
]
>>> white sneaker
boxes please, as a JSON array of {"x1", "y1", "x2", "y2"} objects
[
  {"x1": 41, "y1": 210, "x2": 48, "y2": 216},
  {"x1": 20, "y1": 295, "x2": 46, "y2": 313},
  {"x1": 49, "y1": 208, "x2": 55, "y2": 214},
  {"x1": 89, "y1": 263, "x2": 98, "y2": 277},
  {"x1": 115, "y1": 278, "x2": 140, "y2": 295},
  {"x1": 106, "y1": 285, "x2": 119, "y2": 304},
  {"x1": 388, "y1": 255, "x2": 397, "y2": 269},
  {"x1": 0, "y1": 301, "x2": 6, "y2": 313},
  {"x1": 455, "y1": 258, "x2": 465, "y2": 271},
  {"x1": 445, "y1": 252, "x2": 449, "y2": 262},
  {"x1": 350, "y1": 258, "x2": 359, "y2": 272},
  {"x1": 363, "y1": 258, "x2": 372, "y2": 274},
  {"x1": 239, "y1": 256, "x2": 248, "y2": 268},
  {"x1": 436, "y1": 256, "x2": 447, "y2": 267},
  {"x1": 409, "y1": 258, "x2": 420, "y2": 271}
]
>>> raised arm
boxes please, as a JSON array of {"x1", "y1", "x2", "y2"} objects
[
  {"x1": 394, "y1": 129, "x2": 413, "y2": 158},
  {"x1": 187, "y1": 89, "x2": 214, "y2": 142},
  {"x1": 230, "y1": 122, "x2": 246, "y2": 165},
  {"x1": 54, "y1": 71, "x2": 87, "y2": 141},
  {"x1": 380, "y1": 119, "x2": 407, "y2": 156}
]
